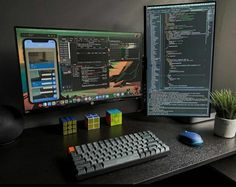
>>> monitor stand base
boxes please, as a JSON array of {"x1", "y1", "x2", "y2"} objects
[
  {"x1": 127, "y1": 109, "x2": 216, "y2": 124},
  {"x1": 171, "y1": 110, "x2": 216, "y2": 124}
]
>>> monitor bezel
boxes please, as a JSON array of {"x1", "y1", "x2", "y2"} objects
[
  {"x1": 14, "y1": 26, "x2": 143, "y2": 114},
  {"x1": 144, "y1": 1, "x2": 216, "y2": 117}
]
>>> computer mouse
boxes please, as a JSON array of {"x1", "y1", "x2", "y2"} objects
[{"x1": 178, "y1": 130, "x2": 203, "y2": 147}]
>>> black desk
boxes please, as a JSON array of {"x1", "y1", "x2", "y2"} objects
[{"x1": 0, "y1": 114, "x2": 236, "y2": 184}]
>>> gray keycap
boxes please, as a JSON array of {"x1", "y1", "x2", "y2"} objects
[
  {"x1": 139, "y1": 151, "x2": 145, "y2": 158},
  {"x1": 155, "y1": 147, "x2": 161, "y2": 154},
  {"x1": 75, "y1": 146, "x2": 83, "y2": 153},
  {"x1": 148, "y1": 142, "x2": 159, "y2": 148},
  {"x1": 162, "y1": 144, "x2": 170, "y2": 151},
  {"x1": 77, "y1": 162, "x2": 91, "y2": 169},
  {"x1": 77, "y1": 168, "x2": 86, "y2": 176},
  {"x1": 93, "y1": 142, "x2": 99, "y2": 147},
  {"x1": 116, "y1": 153, "x2": 122, "y2": 158},
  {"x1": 150, "y1": 149, "x2": 156, "y2": 156},
  {"x1": 127, "y1": 147, "x2": 132, "y2": 151},
  {"x1": 145, "y1": 150, "x2": 151, "y2": 157},
  {"x1": 143, "y1": 147, "x2": 148, "y2": 152},
  {"x1": 104, "y1": 140, "x2": 110, "y2": 147},
  {"x1": 86, "y1": 166, "x2": 94, "y2": 173},
  {"x1": 159, "y1": 146, "x2": 165, "y2": 153},
  {"x1": 74, "y1": 159, "x2": 86, "y2": 165},
  {"x1": 94, "y1": 163, "x2": 103, "y2": 170},
  {"x1": 87, "y1": 143, "x2": 94, "y2": 151}
]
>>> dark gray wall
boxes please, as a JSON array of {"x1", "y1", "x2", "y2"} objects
[
  {"x1": 3, "y1": 0, "x2": 232, "y2": 129},
  {"x1": 213, "y1": 0, "x2": 236, "y2": 91}
]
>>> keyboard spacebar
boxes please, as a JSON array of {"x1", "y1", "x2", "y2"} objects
[{"x1": 103, "y1": 153, "x2": 140, "y2": 168}]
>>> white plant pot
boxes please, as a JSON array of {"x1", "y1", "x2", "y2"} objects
[{"x1": 214, "y1": 117, "x2": 236, "y2": 138}]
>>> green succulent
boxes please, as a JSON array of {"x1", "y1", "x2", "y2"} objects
[{"x1": 210, "y1": 89, "x2": 236, "y2": 120}]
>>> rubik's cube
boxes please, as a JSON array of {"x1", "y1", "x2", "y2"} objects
[
  {"x1": 106, "y1": 109, "x2": 122, "y2": 126},
  {"x1": 59, "y1": 116, "x2": 77, "y2": 135},
  {"x1": 84, "y1": 113, "x2": 100, "y2": 130}
]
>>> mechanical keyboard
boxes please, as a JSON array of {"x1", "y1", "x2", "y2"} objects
[{"x1": 68, "y1": 130, "x2": 170, "y2": 181}]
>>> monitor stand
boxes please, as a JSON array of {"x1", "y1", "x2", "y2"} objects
[
  {"x1": 171, "y1": 108, "x2": 216, "y2": 124},
  {"x1": 128, "y1": 108, "x2": 216, "y2": 124}
]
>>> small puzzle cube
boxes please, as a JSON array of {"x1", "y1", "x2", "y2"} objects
[
  {"x1": 84, "y1": 113, "x2": 100, "y2": 130},
  {"x1": 59, "y1": 116, "x2": 77, "y2": 135},
  {"x1": 106, "y1": 109, "x2": 122, "y2": 126}
]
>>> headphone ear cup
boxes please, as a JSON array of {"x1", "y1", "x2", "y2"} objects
[{"x1": 0, "y1": 105, "x2": 24, "y2": 145}]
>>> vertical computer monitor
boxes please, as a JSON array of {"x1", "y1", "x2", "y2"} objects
[
  {"x1": 15, "y1": 27, "x2": 142, "y2": 113},
  {"x1": 145, "y1": 2, "x2": 216, "y2": 116}
]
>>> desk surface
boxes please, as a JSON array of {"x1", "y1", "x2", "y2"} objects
[{"x1": 0, "y1": 113, "x2": 236, "y2": 184}]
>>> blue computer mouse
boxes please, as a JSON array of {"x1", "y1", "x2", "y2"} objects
[{"x1": 178, "y1": 131, "x2": 203, "y2": 147}]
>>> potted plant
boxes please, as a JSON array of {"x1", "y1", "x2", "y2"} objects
[{"x1": 211, "y1": 89, "x2": 236, "y2": 138}]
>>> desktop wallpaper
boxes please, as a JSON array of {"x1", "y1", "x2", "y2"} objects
[{"x1": 16, "y1": 28, "x2": 142, "y2": 113}]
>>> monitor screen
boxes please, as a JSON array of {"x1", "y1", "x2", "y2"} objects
[
  {"x1": 145, "y1": 2, "x2": 216, "y2": 116},
  {"x1": 15, "y1": 27, "x2": 142, "y2": 113}
]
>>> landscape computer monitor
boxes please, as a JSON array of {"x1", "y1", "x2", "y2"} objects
[
  {"x1": 15, "y1": 27, "x2": 142, "y2": 113},
  {"x1": 145, "y1": 2, "x2": 216, "y2": 117}
]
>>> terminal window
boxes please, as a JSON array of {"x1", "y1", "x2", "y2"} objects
[
  {"x1": 16, "y1": 28, "x2": 142, "y2": 112},
  {"x1": 146, "y1": 2, "x2": 215, "y2": 116}
]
